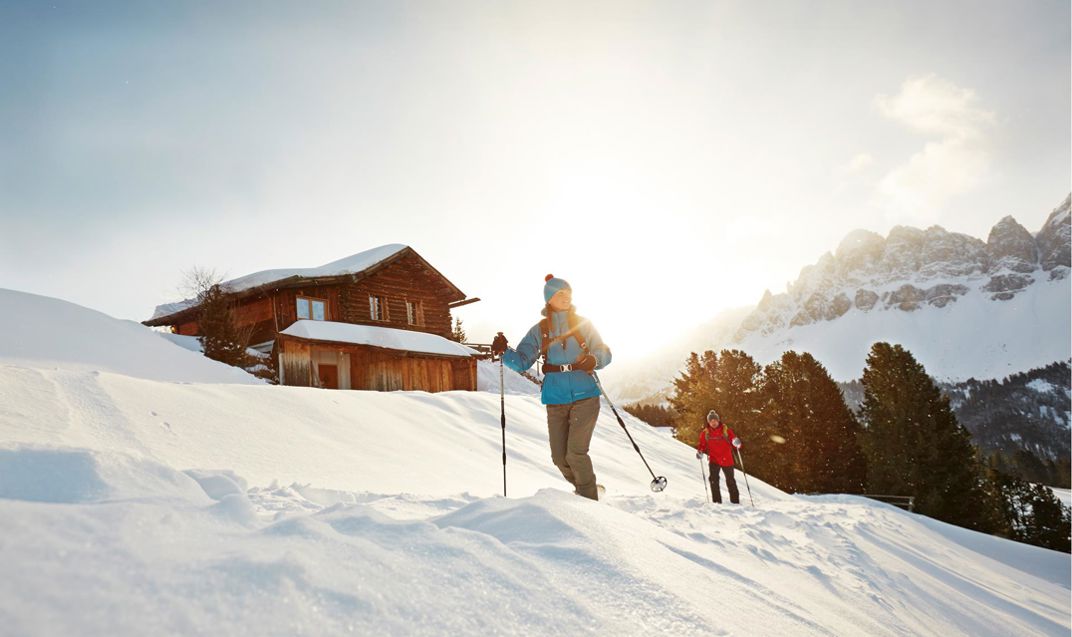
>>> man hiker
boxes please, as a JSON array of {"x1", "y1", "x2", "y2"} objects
[
  {"x1": 696, "y1": 410, "x2": 742, "y2": 504},
  {"x1": 490, "y1": 274, "x2": 612, "y2": 500}
]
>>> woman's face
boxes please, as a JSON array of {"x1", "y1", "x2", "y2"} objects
[{"x1": 549, "y1": 288, "x2": 572, "y2": 311}]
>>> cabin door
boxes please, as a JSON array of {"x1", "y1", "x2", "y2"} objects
[{"x1": 318, "y1": 364, "x2": 339, "y2": 389}]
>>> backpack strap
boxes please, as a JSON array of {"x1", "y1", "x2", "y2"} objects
[
  {"x1": 567, "y1": 311, "x2": 589, "y2": 353},
  {"x1": 540, "y1": 310, "x2": 590, "y2": 363}
]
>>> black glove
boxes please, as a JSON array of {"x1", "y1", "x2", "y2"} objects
[
  {"x1": 490, "y1": 332, "x2": 508, "y2": 356},
  {"x1": 574, "y1": 354, "x2": 597, "y2": 372}
]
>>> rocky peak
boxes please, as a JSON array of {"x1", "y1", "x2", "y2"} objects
[
  {"x1": 1036, "y1": 195, "x2": 1071, "y2": 275},
  {"x1": 835, "y1": 229, "x2": 885, "y2": 273},
  {"x1": 986, "y1": 216, "x2": 1038, "y2": 273},
  {"x1": 919, "y1": 226, "x2": 988, "y2": 278},
  {"x1": 883, "y1": 226, "x2": 925, "y2": 275}
]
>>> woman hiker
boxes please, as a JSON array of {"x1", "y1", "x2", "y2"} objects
[
  {"x1": 490, "y1": 274, "x2": 612, "y2": 500},
  {"x1": 696, "y1": 410, "x2": 742, "y2": 504}
]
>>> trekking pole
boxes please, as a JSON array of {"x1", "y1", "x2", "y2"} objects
[
  {"x1": 500, "y1": 357, "x2": 507, "y2": 497},
  {"x1": 493, "y1": 333, "x2": 508, "y2": 497},
  {"x1": 735, "y1": 448, "x2": 754, "y2": 508},
  {"x1": 593, "y1": 373, "x2": 668, "y2": 492},
  {"x1": 699, "y1": 457, "x2": 709, "y2": 503}
]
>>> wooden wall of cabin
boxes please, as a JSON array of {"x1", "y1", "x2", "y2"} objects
[
  {"x1": 279, "y1": 339, "x2": 313, "y2": 387},
  {"x1": 348, "y1": 347, "x2": 475, "y2": 392},
  {"x1": 232, "y1": 296, "x2": 277, "y2": 346},
  {"x1": 270, "y1": 286, "x2": 343, "y2": 335},
  {"x1": 278, "y1": 338, "x2": 475, "y2": 392},
  {"x1": 451, "y1": 358, "x2": 477, "y2": 391},
  {"x1": 337, "y1": 253, "x2": 458, "y2": 339},
  {"x1": 176, "y1": 321, "x2": 199, "y2": 336},
  {"x1": 264, "y1": 276, "x2": 453, "y2": 339}
]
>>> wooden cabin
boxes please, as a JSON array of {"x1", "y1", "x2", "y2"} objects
[{"x1": 143, "y1": 245, "x2": 479, "y2": 392}]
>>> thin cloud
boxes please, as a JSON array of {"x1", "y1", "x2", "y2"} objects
[{"x1": 873, "y1": 74, "x2": 996, "y2": 216}]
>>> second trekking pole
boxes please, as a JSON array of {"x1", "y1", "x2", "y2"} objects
[
  {"x1": 735, "y1": 448, "x2": 754, "y2": 508},
  {"x1": 593, "y1": 373, "x2": 668, "y2": 492},
  {"x1": 699, "y1": 456, "x2": 709, "y2": 503},
  {"x1": 493, "y1": 332, "x2": 508, "y2": 497}
]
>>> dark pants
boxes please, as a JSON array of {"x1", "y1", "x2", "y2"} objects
[{"x1": 709, "y1": 463, "x2": 739, "y2": 504}]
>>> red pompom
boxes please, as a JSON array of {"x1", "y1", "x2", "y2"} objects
[{"x1": 545, "y1": 274, "x2": 554, "y2": 282}]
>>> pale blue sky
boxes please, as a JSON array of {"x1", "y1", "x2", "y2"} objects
[{"x1": 1, "y1": 0, "x2": 1068, "y2": 358}]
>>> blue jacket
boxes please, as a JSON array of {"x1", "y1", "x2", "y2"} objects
[{"x1": 502, "y1": 310, "x2": 612, "y2": 405}]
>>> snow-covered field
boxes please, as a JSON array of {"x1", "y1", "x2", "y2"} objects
[{"x1": 1, "y1": 288, "x2": 1068, "y2": 636}]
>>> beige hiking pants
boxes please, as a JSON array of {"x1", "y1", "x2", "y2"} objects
[{"x1": 546, "y1": 396, "x2": 601, "y2": 500}]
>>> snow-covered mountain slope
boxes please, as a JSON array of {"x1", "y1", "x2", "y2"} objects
[
  {"x1": 733, "y1": 195, "x2": 1071, "y2": 381},
  {"x1": 0, "y1": 292, "x2": 1069, "y2": 636}
]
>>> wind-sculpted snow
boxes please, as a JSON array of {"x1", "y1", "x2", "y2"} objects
[{"x1": 0, "y1": 445, "x2": 1066, "y2": 636}]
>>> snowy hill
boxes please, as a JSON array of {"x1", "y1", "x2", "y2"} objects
[
  {"x1": 0, "y1": 292, "x2": 1069, "y2": 635},
  {"x1": 733, "y1": 195, "x2": 1071, "y2": 381},
  {"x1": 0, "y1": 288, "x2": 262, "y2": 384}
]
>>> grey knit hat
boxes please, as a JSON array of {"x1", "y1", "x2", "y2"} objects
[{"x1": 707, "y1": 410, "x2": 720, "y2": 422}]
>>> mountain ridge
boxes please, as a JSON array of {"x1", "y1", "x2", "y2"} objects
[{"x1": 736, "y1": 194, "x2": 1070, "y2": 341}]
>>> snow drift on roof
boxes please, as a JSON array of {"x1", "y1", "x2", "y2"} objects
[
  {"x1": 149, "y1": 244, "x2": 408, "y2": 320},
  {"x1": 281, "y1": 320, "x2": 478, "y2": 358}
]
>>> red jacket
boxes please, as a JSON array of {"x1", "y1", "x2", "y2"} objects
[{"x1": 697, "y1": 424, "x2": 740, "y2": 467}]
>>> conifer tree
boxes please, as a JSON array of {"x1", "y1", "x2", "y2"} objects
[
  {"x1": 623, "y1": 403, "x2": 674, "y2": 427},
  {"x1": 991, "y1": 469, "x2": 1071, "y2": 552},
  {"x1": 669, "y1": 349, "x2": 762, "y2": 447},
  {"x1": 198, "y1": 284, "x2": 250, "y2": 368},
  {"x1": 859, "y1": 342, "x2": 1002, "y2": 532},
  {"x1": 758, "y1": 351, "x2": 866, "y2": 493},
  {"x1": 450, "y1": 318, "x2": 467, "y2": 343}
]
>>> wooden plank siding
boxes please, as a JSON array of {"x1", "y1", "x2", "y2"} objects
[
  {"x1": 336, "y1": 252, "x2": 456, "y2": 338},
  {"x1": 176, "y1": 321, "x2": 199, "y2": 336},
  {"x1": 279, "y1": 339, "x2": 314, "y2": 387},
  {"x1": 277, "y1": 335, "x2": 476, "y2": 393},
  {"x1": 216, "y1": 252, "x2": 457, "y2": 340}
]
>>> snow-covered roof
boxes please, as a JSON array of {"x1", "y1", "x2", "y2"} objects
[
  {"x1": 280, "y1": 320, "x2": 478, "y2": 358},
  {"x1": 149, "y1": 244, "x2": 410, "y2": 321}
]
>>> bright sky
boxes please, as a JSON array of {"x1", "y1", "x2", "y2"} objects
[{"x1": 1, "y1": 1, "x2": 1068, "y2": 361}]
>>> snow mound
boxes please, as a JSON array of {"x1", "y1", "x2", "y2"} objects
[
  {"x1": 476, "y1": 359, "x2": 541, "y2": 395},
  {"x1": 0, "y1": 446, "x2": 209, "y2": 504},
  {"x1": 0, "y1": 288, "x2": 261, "y2": 384}
]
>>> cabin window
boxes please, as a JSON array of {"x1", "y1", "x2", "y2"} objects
[
  {"x1": 297, "y1": 296, "x2": 327, "y2": 321},
  {"x1": 406, "y1": 300, "x2": 422, "y2": 326},
  {"x1": 369, "y1": 295, "x2": 387, "y2": 321}
]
